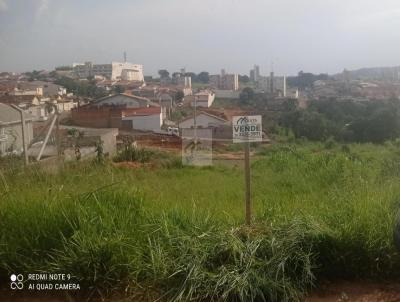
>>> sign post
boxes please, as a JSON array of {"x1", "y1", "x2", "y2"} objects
[{"x1": 232, "y1": 115, "x2": 263, "y2": 226}]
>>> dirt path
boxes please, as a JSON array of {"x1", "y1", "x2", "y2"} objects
[{"x1": 306, "y1": 281, "x2": 400, "y2": 302}]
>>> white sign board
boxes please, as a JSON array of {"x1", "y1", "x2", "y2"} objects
[{"x1": 232, "y1": 115, "x2": 262, "y2": 143}]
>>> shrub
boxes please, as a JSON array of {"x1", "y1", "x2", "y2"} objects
[{"x1": 114, "y1": 146, "x2": 154, "y2": 163}]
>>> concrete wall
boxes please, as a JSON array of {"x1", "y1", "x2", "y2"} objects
[
  {"x1": 62, "y1": 127, "x2": 118, "y2": 159},
  {"x1": 123, "y1": 114, "x2": 162, "y2": 131},
  {"x1": 215, "y1": 90, "x2": 240, "y2": 99},
  {"x1": 71, "y1": 107, "x2": 122, "y2": 128}
]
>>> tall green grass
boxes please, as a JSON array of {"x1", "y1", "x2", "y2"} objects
[{"x1": 1, "y1": 142, "x2": 400, "y2": 301}]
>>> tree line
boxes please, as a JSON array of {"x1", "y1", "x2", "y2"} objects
[{"x1": 280, "y1": 98, "x2": 400, "y2": 143}]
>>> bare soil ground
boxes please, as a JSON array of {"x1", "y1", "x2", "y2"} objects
[{"x1": 306, "y1": 281, "x2": 400, "y2": 302}]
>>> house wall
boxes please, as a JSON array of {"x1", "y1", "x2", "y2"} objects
[
  {"x1": 123, "y1": 114, "x2": 162, "y2": 131},
  {"x1": 71, "y1": 108, "x2": 123, "y2": 128}
]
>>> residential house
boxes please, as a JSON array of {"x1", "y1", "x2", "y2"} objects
[
  {"x1": 122, "y1": 107, "x2": 163, "y2": 131},
  {"x1": 13, "y1": 81, "x2": 68, "y2": 97},
  {"x1": 0, "y1": 94, "x2": 40, "y2": 106},
  {"x1": 71, "y1": 106, "x2": 165, "y2": 131},
  {"x1": 185, "y1": 90, "x2": 215, "y2": 108}
]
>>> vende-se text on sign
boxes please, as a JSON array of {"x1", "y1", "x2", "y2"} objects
[{"x1": 232, "y1": 115, "x2": 263, "y2": 143}]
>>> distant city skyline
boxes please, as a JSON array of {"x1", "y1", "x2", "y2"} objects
[{"x1": 1, "y1": 0, "x2": 400, "y2": 76}]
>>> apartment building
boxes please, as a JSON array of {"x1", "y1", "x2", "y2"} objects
[
  {"x1": 209, "y1": 70, "x2": 239, "y2": 91},
  {"x1": 73, "y1": 62, "x2": 144, "y2": 81}
]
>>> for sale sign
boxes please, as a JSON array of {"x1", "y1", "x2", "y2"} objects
[{"x1": 232, "y1": 115, "x2": 262, "y2": 143}]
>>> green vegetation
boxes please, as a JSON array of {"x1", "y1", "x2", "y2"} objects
[
  {"x1": 287, "y1": 71, "x2": 329, "y2": 89},
  {"x1": 239, "y1": 87, "x2": 255, "y2": 105},
  {"x1": 55, "y1": 66, "x2": 73, "y2": 71},
  {"x1": 212, "y1": 98, "x2": 242, "y2": 109},
  {"x1": 114, "y1": 145, "x2": 154, "y2": 163},
  {"x1": 1, "y1": 142, "x2": 400, "y2": 301},
  {"x1": 280, "y1": 98, "x2": 400, "y2": 143},
  {"x1": 55, "y1": 77, "x2": 108, "y2": 98}
]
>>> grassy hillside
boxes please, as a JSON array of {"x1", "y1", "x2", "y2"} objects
[{"x1": 1, "y1": 142, "x2": 400, "y2": 301}]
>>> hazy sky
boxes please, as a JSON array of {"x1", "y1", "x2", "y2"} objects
[{"x1": 1, "y1": 0, "x2": 400, "y2": 76}]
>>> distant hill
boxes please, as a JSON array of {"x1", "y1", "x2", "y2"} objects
[{"x1": 335, "y1": 66, "x2": 400, "y2": 81}]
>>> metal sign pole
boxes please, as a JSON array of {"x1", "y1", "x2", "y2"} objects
[
  {"x1": 244, "y1": 141, "x2": 251, "y2": 225},
  {"x1": 232, "y1": 115, "x2": 262, "y2": 226}
]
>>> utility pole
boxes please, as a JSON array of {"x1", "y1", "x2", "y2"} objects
[
  {"x1": 10, "y1": 105, "x2": 28, "y2": 166},
  {"x1": 37, "y1": 114, "x2": 57, "y2": 162},
  {"x1": 193, "y1": 95, "x2": 198, "y2": 148},
  {"x1": 55, "y1": 107, "x2": 61, "y2": 159}
]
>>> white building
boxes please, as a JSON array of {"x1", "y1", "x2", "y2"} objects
[
  {"x1": 185, "y1": 90, "x2": 215, "y2": 108},
  {"x1": 122, "y1": 107, "x2": 163, "y2": 131},
  {"x1": 74, "y1": 62, "x2": 144, "y2": 81}
]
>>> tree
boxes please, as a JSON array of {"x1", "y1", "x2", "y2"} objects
[
  {"x1": 55, "y1": 66, "x2": 73, "y2": 71},
  {"x1": 158, "y1": 69, "x2": 170, "y2": 79},
  {"x1": 239, "y1": 75, "x2": 250, "y2": 83},
  {"x1": 175, "y1": 91, "x2": 184, "y2": 102},
  {"x1": 113, "y1": 85, "x2": 125, "y2": 94},
  {"x1": 239, "y1": 87, "x2": 255, "y2": 104},
  {"x1": 172, "y1": 72, "x2": 181, "y2": 79},
  {"x1": 54, "y1": 77, "x2": 107, "y2": 98},
  {"x1": 282, "y1": 99, "x2": 298, "y2": 111},
  {"x1": 184, "y1": 72, "x2": 197, "y2": 82},
  {"x1": 287, "y1": 71, "x2": 330, "y2": 89},
  {"x1": 197, "y1": 72, "x2": 209, "y2": 83}
]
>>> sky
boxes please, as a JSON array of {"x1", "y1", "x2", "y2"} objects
[{"x1": 1, "y1": 0, "x2": 400, "y2": 76}]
